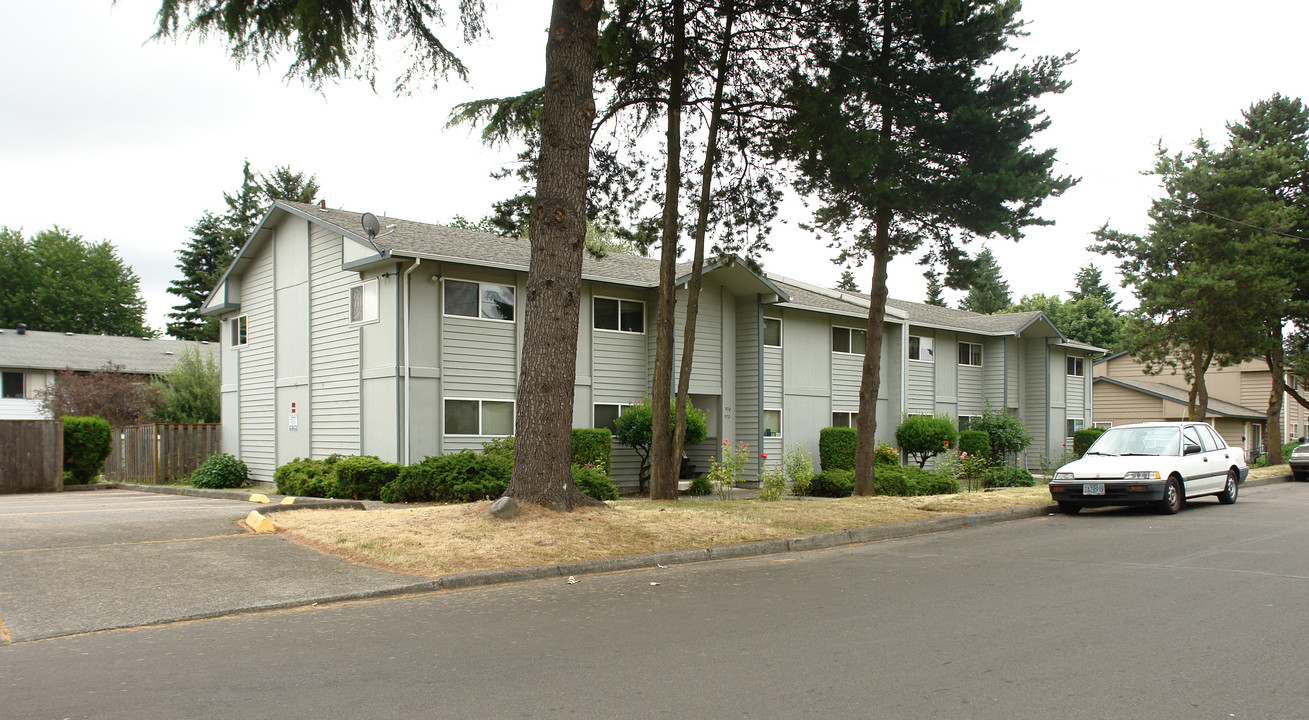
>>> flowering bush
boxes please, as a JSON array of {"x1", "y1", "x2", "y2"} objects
[
  {"x1": 707, "y1": 440, "x2": 749, "y2": 500},
  {"x1": 758, "y1": 453, "x2": 786, "y2": 501},
  {"x1": 784, "y1": 444, "x2": 814, "y2": 497}
]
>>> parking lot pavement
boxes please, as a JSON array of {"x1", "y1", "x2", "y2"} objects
[{"x1": 0, "y1": 490, "x2": 435, "y2": 643}]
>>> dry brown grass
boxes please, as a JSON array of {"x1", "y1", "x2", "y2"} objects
[
  {"x1": 1250, "y1": 463, "x2": 1293, "y2": 479},
  {"x1": 271, "y1": 487, "x2": 1053, "y2": 578}
]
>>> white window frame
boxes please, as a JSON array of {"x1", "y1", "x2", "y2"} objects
[
  {"x1": 1093, "y1": 421, "x2": 1113, "y2": 430},
  {"x1": 832, "y1": 326, "x2": 867, "y2": 355},
  {"x1": 229, "y1": 315, "x2": 248, "y2": 348},
  {"x1": 1067, "y1": 355, "x2": 1085, "y2": 377},
  {"x1": 348, "y1": 279, "x2": 380, "y2": 326},
  {"x1": 1066, "y1": 417, "x2": 1085, "y2": 438},
  {"x1": 1, "y1": 371, "x2": 25, "y2": 399},
  {"x1": 763, "y1": 317, "x2": 782, "y2": 348},
  {"x1": 832, "y1": 411, "x2": 858, "y2": 428},
  {"x1": 763, "y1": 408, "x2": 783, "y2": 438},
  {"x1": 593, "y1": 296, "x2": 646, "y2": 334},
  {"x1": 908, "y1": 335, "x2": 935, "y2": 363},
  {"x1": 593, "y1": 402, "x2": 633, "y2": 432},
  {"x1": 443, "y1": 398, "x2": 515, "y2": 437},
  {"x1": 958, "y1": 342, "x2": 983, "y2": 367},
  {"x1": 442, "y1": 278, "x2": 516, "y2": 323}
]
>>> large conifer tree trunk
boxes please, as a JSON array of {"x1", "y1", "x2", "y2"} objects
[{"x1": 507, "y1": 0, "x2": 605, "y2": 511}]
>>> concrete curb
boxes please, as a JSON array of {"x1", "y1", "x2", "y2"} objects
[{"x1": 109, "y1": 483, "x2": 365, "y2": 511}]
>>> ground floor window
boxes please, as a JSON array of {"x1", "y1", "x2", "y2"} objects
[
  {"x1": 1066, "y1": 418, "x2": 1085, "y2": 437},
  {"x1": 958, "y1": 415, "x2": 981, "y2": 431},
  {"x1": 593, "y1": 403, "x2": 633, "y2": 433},
  {"x1": 445, "y1": 399, "x2": 514, "y2": 436},
  {"x1": 763, "y1": 409, "x2": 782, "y2": 437},
  {"x1": 832, "y1": 411, "x2": 858, "y2": 428},
  {"x1": 1093, "y1": 421, "x2": 1112, "y2": 430}
]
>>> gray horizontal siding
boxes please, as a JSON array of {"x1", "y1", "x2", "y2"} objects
[
  {"x1": 442, "y1": 317, "x2": 517, "y2": 399},
  {"x1": 832, "y1": 354, "x2": 862, "y2": 409},
  {"x1": 239, "y1": 242, "x2": 276, "y2": 481},
  {"x1": 983, "y1": 337, "x2": 1006, "y2": 408},
  {"x1": 958, "y1": 366, "x2": 984, "y2": 415},
  {"x1": 309, "y1": 227, "x2": 360, "y2": 458},
  {"x1": 593, "y1": 330, "x2": 647, "y2": 404},
  {"x1": 906, "y1": 361, "x2": 934, "y2": 414}
]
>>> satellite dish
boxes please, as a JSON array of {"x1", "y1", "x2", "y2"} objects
[{"x1": 361, "y1": 212, "x2": 381, "y2": 240}]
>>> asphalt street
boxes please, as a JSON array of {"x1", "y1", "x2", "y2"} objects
[{"x1": 3, "y1": 483, "x2": 1307, "y2": 719}]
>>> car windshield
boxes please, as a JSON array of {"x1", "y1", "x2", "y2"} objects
[{"x1": 1086, "y1": 426, "x2": 1182, "y2": 456}]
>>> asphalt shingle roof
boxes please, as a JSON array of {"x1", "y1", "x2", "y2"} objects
[
  {"x1": 1094, "y1": 375, "x2": 1265, "y2": 419},
  {"x1": 0, "y1": 329, "x2": 217, "y2": 375}
]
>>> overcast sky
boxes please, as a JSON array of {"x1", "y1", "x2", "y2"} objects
[{"x1": 3, "y1": 1, "x2": 1307, "y2": 332}]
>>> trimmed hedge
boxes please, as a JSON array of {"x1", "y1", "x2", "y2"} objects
[
  {"x1": 570, "y1": 428, "x2": 612, "y2": 474},
  {"x1": 190, "y1": 453, "x2": 249, "y2": 489},
  {"x1": 571, "y1": 464, "x2": 619, "y2": 501},
  {"x1": 819, "y1": 428, "x2": 857, "y2": 471},
  {"x1": 895, "y1": 414, "x2": 959, "y2": 468},
  {"x1": 1073, "y1": 428, "x2": 1107, "y2": 458},
  {"x1": 809, "y1": 469, "x2": 855, "y2": 497},
  {"x1": 986, "y1": 465, "x2": 1036, "y2": 488},
  {"x1": 62, "y1": 416, "x2": 112, "y2": 484},
  {"x1": 959, "y1": 430, "x2": 991, "y2": 459},
  {"x1": 379, "y1": 451, "x2": 511, "y2": 504},
  {"x1": 274, "y1": 456, "x2": 345, "y2": 498},
  {"x1": 334, "y1": 456, "x2": 403, "y2": 500}
]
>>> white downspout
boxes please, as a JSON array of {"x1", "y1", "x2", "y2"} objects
[{"x1": 402, "y1": 258, "x2": 423, "y2": 465}]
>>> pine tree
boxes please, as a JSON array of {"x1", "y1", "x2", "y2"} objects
[
  {"x1": 836, "y1": 269, "x2": 860, "y2": 293},
  {"x1": 1070, "y1": 264, "x2": 1119, "y2": 310},
  {"x1": 960, "y1": 247, "x2": 1012, "y2": 315},
  {"x1": 924, "y1": 269, "x2": 946, "y2": 307},
  {"x1": 166, "y1": 162, "x2": 320, "y2": 341}
]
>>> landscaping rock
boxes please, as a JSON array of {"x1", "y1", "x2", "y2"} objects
[{"x1": 489, "y1": 496, "x2": 519, "y2": 519}]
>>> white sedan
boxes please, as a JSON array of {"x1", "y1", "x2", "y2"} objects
[{"x1": 1048, "y1": 421, "x2": 1249, "y2": 515}]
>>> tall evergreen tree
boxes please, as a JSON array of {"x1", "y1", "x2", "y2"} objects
[
  {"x1": 836, "y1": 269, "x2": 860, "y2": 292},
  {"x1": 166, "y1": 161, "x2": 320, "y2": 341},
  {"x1": 923, "y1": 269, "x2": 947, "y2": 307},
  {"x1": 773, "y1": 0, "x2": 1074, "y2": 496},
  {"x1": 0, "y1": 226, "x2": 151, "y2": 337},
  {"x1": 150, "y1": 0, "x2": 606, "y2": 510},
  {"x1": 960, "y1": 247, "x2": 1011, "y2": 314},
  {"x1": 1070, "y1": 263, "x2": 1119, "y2": 309}
]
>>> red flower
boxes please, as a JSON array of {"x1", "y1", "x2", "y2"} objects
[{"x1": 760, "y1": 453, "x2": 768, "y2": 459}]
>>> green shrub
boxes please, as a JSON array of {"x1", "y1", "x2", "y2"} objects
[
  {"x1": 959, "y1": 430, "x2": 991, "y2": 460},
  {"x1": 571, "y1": 464, "x2": 619, "y2": 501},
  {"x1": 571, "y1": 428, "x2": 612, "y2": 474},
  {"x1": 273, "y1": 457, "x2": 345, "y2": 498},
  {"x1": 613, "y1": 396, "x2": 708, "y2": 494},
  {"x1": 758, "y1": 462, "x2": 787, "y2": 501},
  {"x1": 684, "y1": 475, "x2": 714, "y2": 496},
  {"x1": 334, "y1": 456, "x2": 403, "y2": 500},
  {"x1": 809, "y1": 469, "x2": 855, "y2": 497},
  {"x1": 190, "y1": 453, "x2": 249, "y2": 489},
  {"x1": 62, "y1": 416, "x2": 112, "y2": 484},
  {"x1": 986, "y1": 465, "x2": 1036, "y2": 488},
  {"x1": 871, "y1": 466, "x2": 909, "y2": 496},
  {"x1": 895, "y1": 414, "x2": 959, "y2": 468},
  {"x1": 972, "y1": 407, "x2": 1033, "y2": 464},
  {"x1": 863, "y1": 465, "x2": 958, "y2": 496},
  {"x1": 819, "y1": 427, "x2": 857, "y2": 471},
  {"x1": 480, "y1": 436, "x2": 515, "y2": 462},
  {"x1": 909, "y1": 473, "x2": 960, "y2": 496},
  {"x1": 874, "y1": 441, "x2": 900, "y2": 467},
  {"x1": 1073, "y1": 428, "x2": 1106, "y2": 458},
  {"x1": 380, "y1": 451, "x2": 512, "y2": 504}
]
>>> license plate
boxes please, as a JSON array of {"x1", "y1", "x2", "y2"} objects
[{"x1": 1083, "y1": 483, "x2": 1105, "y2": 496}]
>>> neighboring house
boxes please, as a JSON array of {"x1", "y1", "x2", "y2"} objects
[
  {"x1": 0, "y1": 325, "x2": 219, "y2": 420},
  {"x1": 203, "y1": 200, "x2": 1101, "y2": 488},
  {"x1": 1092, "y1": 353, "x2": 1309, "y2": 460}
]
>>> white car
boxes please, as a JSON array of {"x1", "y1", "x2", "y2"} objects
[{"x1": 1048, "y1": 421, "x2": 1248, "y2": 515}]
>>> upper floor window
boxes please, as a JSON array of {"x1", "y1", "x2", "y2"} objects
[
  {"x1": 1, "y1": 371, "x2": 24, "y2": 399},
  {"x1": 832, "y1": 326, "x2": 866, "y2": 355},
  {"x1": 1067, "y1": 356, "x2": 1085, "y2": 377},
  {"x1": 763, "y1": 317, "x2": 782, "y2": 347},
  {"x1": 229, "y1": 315, "x2": 248, "y2": 348},
  {"x1": 958, "y1": 342, "x2": 983, "y2": 367},
  {"x1": 594, "y1": 297, "x2": 644, "y2": 333},
  {"x1": 445, "y1": 279, "x2": 515, "y2": 322},
  {"x1": 349, "y1": 279, "x2": 379, "y2": 325},
  {"x1": 908, "y1": 335, "x2": 934, "y2": 362}
]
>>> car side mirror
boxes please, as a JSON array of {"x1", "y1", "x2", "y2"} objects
[{"x1": 1184, "y1": 443, "x2": 1202, "y2": 456}]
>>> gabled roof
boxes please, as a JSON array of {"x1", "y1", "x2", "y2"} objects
[
  {"x1": 1093, "y1": 375, "x2": 1265, "y2": 420},
  {"x1": 0, "y1": 329, "x2": 217, "y2": 375}
]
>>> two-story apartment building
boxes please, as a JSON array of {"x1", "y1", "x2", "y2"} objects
[{"x1": 203, "y1": 201, "x2": 1099, "y2": 489}]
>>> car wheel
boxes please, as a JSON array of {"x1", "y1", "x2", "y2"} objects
[
  {"x1": 1157, "y1": 477, "x2": 1183, "y2": 515},
  {"x1": 1057, "y1": 501, "x2": 1082, "y2": 515},
  {"x1": 1217, "y1": 469, "x2": 1239, "y2": 504}
]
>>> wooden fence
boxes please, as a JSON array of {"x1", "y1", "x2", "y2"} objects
[
  {"x1": 0, "y1": 420, "x2": 64, "y2": 494},
  {"x1": 103, "y1": 424, "x2": 222, "y2": 484}
]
